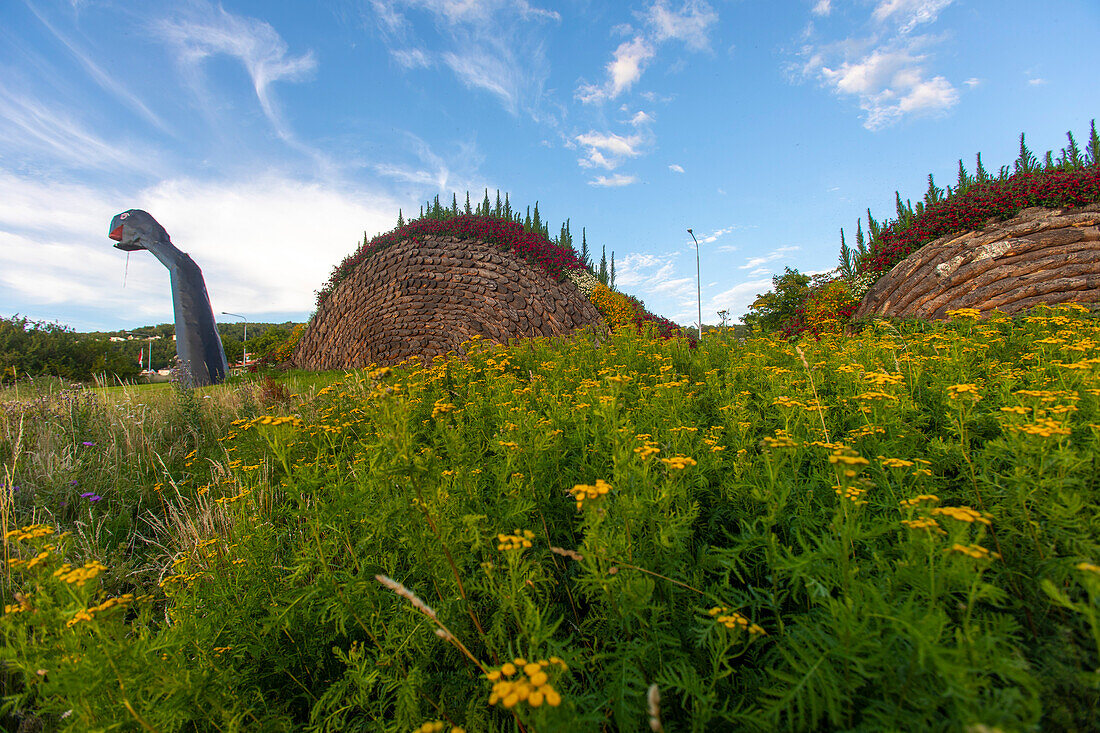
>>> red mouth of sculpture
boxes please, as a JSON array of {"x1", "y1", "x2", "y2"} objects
[{"x1": 109, "y1": 225, "x2": 124, "y2": 241}]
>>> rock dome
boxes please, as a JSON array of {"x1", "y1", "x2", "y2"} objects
[
  {"x1": 293, "y1": 234, "x2": 603, "y2": 370},
  {"x1": 854, "y1": 204, "x2": 1100, "y2": 320}
]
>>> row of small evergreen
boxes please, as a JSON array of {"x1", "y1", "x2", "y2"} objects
[
  {"x1": 400, "y1": 191, "x2": 616, "y2": 289},
  {"x1": 837, "y1": 120, "x2": 1100, "y2": 283}
]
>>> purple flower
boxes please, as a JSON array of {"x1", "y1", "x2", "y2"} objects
[
  {"x1": 82, "y1": 441, "x2": 96, "y2": 447},
  {"x1": 80, "y1": 491, "x2": 104, "y2": 501},
  {"x1": 71, "y1": 480, "x2": 79, "y2": 486}
]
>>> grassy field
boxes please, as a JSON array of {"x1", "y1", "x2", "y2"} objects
[{"x1": 2, "y1": 307, "x2": 1100, "y2": 731}]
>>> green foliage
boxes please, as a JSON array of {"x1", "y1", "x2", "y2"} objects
[
  {"x1": 0, "y1": 316, "x2": 138, "y2": 383},
  {"x1": 741, "y1": 268, "x2": 811, "y2": 334},
  {"x1": 4, "y1": 306, "x2": 1100, "y2": 730}
]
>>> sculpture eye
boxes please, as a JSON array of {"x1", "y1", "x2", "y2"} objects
[{"x1": 120, "y1": 212, "x2": 130, "y2": 219}]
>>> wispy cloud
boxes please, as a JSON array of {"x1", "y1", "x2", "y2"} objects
[
  {"x1": 645, "y1": 0, "x2": 719, "y2": 51},
  {"x1": 155, "y1": 1, "x2": 316, "y2": 145},
  {"x1": 368, "y1": 0, "x2": 559, "y2": 116},
  {"x1": 793, "y1": 1, "x2": 960, "y2": 130},
  {"x1": 24, "y1": 1, "x2": 171, "y2": 134},
  {"x1": 738, "y1": 245, "x2": 799, "y2": 270},
  {"x1": 0, "y1": 81, "x2": 155, "y2": 173},
  {"x1": 589, "y1": 174, "x2": 638, "y2": 187},
  {"x1": 576, "y1": 0, "x2": 717, "y2": 105},
  {"x1": 871, "y1": 0, "x2": 954, "y2": 34},
  {"x1": 811, "y1": 0, "x2": 832, "y2": 16},
  {"x1": 668, "y1": 163, "x2": 685, "y2": 173}
]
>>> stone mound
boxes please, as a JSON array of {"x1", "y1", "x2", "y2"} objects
[
  {"x1": 293, "y1": 235, "x2": 603, "y2": 370},
  {"x1": 854, "y1": 204, "x2": 1100, "y2": 320}
]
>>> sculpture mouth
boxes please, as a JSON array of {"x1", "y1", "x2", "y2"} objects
[{"x1": 109, "y1": 225, "x2": 124, "y2": 241}]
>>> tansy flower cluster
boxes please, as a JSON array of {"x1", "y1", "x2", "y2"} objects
[
  {"x1": 568, "y1": 479, "x2": 611, "y2": 510},
  {"x1": 52, "y1": 560, "x2": 107, "y2": 587},
  {"x1": 414, "y1": 722, "x2": 465, "y2": 733},
  {"x1": 660, "y1": 455, "x2": 697, "y2": 470},
  {"x1": 5, "y1": 524, "x2": 55, "y2": 542},
  {"x1": 66, "y1": 593, "x2": 138, "y2": 628},
  {"x1": 497, "y1": 530, "x2": 535, "y2": 552},
  {"x1": 901, "y1": 518, "x2": 946, "y2": 535},
  {"x1": 946, "y1": 543, "x2": 1001, "y2": 560},
  {"x1": 761, "y1": 431, "x2": 799, "y2": 450},
  {"x1": 486, "y1": 657, "x2": 566, "y2": 709},
  {"x1": 932, "y1": 506, "x2": 992, "y2": 525},
  {"x1": 947, "y1": 383, "x2": 982, "y2": 401},
  {"x1": 708, "y1": 606, "x2": 766, "y2": 636},
  {"x1": 1009, "y1": 418, "x2": 1072, "y2": 438}
]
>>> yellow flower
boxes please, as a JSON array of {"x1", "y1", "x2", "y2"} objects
[
  {"x1": 497, "y1": 530, "x2": 536, "y2": 552},
  {"x1": 660, "y1": 455, "x2": 697, "y2": 470},
  {"x1": 932, "y1": 506, "x2": 992, "y2": 525},
  {"x1": 946, "y1": 383, "x2": 981, "y2": 401},
  {"x1": 945, "y1": 543, "x2": 1000, "y2": 560},
  {"x1": 707, "y1": 606, "x2": 766, "y2": 635},
  {"x1": 1076, "y1": 562, "x2": 1100, "y2": 574},
  {"x1": 879, "y1": 457, "x2": 914, "y2": 468},
  {"x1": 761, "y1": 431, "x2": 799, "y2": 450},
  {"x1": 900, "y1": 494, "x2": 940, "y2": 507},
  {"x1": 901, "y1": 518, "x2": 946, "y2": 535},
  {"x1": 568, "y1": 480, "x2": 612, "y2": 510},
  {"x1": 486, "y1": 657, "x2": 565, "y2": 710},
  {"x1": 945, "y1": 307, "x2": 981, "y2": 320}
]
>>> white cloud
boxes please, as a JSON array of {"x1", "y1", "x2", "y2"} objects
[
  {"x1": 577, "y1": 37, "x2": 656, "y2": 104},
  {"x1": 24, "y1": 2, "x2": 170, "y2": 134},
  {"x1": 392, "y1": 48, "x2": 431, "y2": 68},
  {"x1": 963, "y1": 77, "x2": 981, "y2": 87},
  {"x1": 668, "y1": 163, "x2": 685, "y2": 173},
  {"x1": 0, "y1": 171, "x2": 400, "y2": 323},
  {"x1": 575, "y1": 131, "x2": 646, "y2": 169},
  {"x1": 0, "y1": 83, "x2": 157, "y2": 174},
  {"x1": 155, "y1": 1, "x2": 316, "y2": 144},
  {"x1": 589, "y1": 174, "x2": 638, "y2": 187},
  {"x1": 872, "y1": 0, "x2": 954, "y2": 34},
  {"x1": 369, "y1": 0, "x2": 559, "y2": 116},
  {"x1": 630, "y1": 110, "x2": 654, "y2": 126},
  {"x1": 739, "y1": 245, "x2": 799, "y2": 270},
  {"x1": 645, "y1": 0, "x2": 718, "y2": 51},
  {"x1": 811, "y1": 0, "x2": 832, "y2": 16},
  {"x1": 813, "y1": 42, "x2": 958, "y2": 129},
  {"x1": 794, "y1": 1, "x2": 961, "y2": 130},
  {"x1": 696, "y1": 225, "x2": 738, "y2": 244},
  {"x1": 1027, "y1": 77, "x2": 1046, "y2": 86}
]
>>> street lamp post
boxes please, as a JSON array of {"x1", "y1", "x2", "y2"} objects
[
  {"x1": 687, "y1": 229, "x2": 702, "y2": 343},
  {"x1": 222, "y1": 312, "x2": 247, "y2": 368}
]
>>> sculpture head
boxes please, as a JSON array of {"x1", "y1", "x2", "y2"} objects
[{"x1": 109, "y1": 209, "x2": 169, "y2": 251}]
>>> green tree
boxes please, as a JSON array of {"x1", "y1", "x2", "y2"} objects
[{"x1": 740, "y1": 268, "x2": 811, "y2": 334}]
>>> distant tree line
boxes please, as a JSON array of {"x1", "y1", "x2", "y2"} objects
[
  {"x1": 1, "y1": 318, "x2": 305, "y2": 381},
  {"x1": 0, "y1": 316, "x2": 139, "y2": 383}
]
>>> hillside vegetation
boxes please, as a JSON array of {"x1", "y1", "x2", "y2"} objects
[
  {"x1": 746, "y1": 121, "x2": 1100, "y2": 337},
  {"x1": 3, "y1": 306, "x2": 1099, "y2": 731}
]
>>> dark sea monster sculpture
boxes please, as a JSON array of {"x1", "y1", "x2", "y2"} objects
[{"x1": 109, "y1": 209, "x2": 228, "y2": 386}]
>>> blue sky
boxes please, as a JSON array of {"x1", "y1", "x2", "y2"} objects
[{"x1": 1, "y1": 0, "x2": 1097, "y2": 332}]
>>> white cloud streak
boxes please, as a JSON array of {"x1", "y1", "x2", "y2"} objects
[
  {"x1": 588, "y1": 174, "x2": 638, "y2": 187},
  {"x1": 155, "y1": 1, "x2": 316, "y2": 144},
  {"x1": 369, "y1": 0, "x2": 559, "y2": 116}
]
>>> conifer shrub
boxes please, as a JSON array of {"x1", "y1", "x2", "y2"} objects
[{"x1": 316, "y1": 215, "x2": 588, "y2": 309}]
